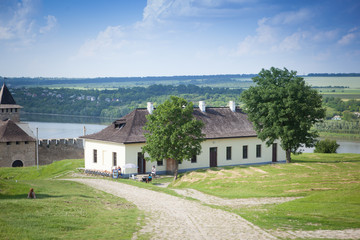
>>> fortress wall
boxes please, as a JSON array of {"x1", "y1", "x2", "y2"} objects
[
  {"x1": 38, "y1": 138, "x2": 84, "y2": 165},
  {"x1": 0, "y1": 141, "x2": 36, "y2": 167}
]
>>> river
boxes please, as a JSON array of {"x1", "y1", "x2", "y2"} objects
[
  {"x1": 21, "y1": 113, "x2": 360, "y2": 154},
  {"x1": 21, "y1": 113, "x2": 109, "y2": 139}
]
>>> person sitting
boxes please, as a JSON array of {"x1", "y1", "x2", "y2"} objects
[
  {"x1": 151, "y1": 166, "x2": 156, "y2": 177},
  {"x1": 117, "y1": 166, "x2": 122, "y2": 176},
  {"x1": 27, "y1": 188, "x2": 36, "y2": 199},
  {"x1": 147, "y1": 174, "x2": 152, "y2": 183}
]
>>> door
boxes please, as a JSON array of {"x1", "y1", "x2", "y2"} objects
[
  {"x1": 209, "y1": 147, "x2": 217, "y2": 167},
  {"x1": 137, "y1": 152, "x2": 146, "y2": 174},
  {"x1": 272, "y1": 143, "x2": 277, "y2": 162}
]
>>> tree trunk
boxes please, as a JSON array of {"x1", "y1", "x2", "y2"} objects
[
  {"x1": 173, "y1": 160, "x2": 179, "y2": 181},
  {"x1": 286, "y1": 149, "x2": 291, "y2": 163}
]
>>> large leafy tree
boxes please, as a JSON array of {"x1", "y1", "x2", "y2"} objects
[
  {"x1": 241, "y1": 67, "x2": 326, "y2": 163},
  {"x1": 142, "y1": 96, "x2": 205, "y2": 180}
]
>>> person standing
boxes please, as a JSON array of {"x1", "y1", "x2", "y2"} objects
[{"x1": 151, "y1": 166, "x2": 156, "y2": 177}]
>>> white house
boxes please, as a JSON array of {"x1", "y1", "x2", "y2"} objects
[{"x1": 81, "y1": 101, "x2": 286, "y2": 176}]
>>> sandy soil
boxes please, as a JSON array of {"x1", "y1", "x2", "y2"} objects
[{"x1": 68, "y1": 178, "x2": 360, "y2": 240}]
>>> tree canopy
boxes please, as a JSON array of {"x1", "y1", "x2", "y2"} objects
[
  {"x1": 241, "y1": 67, "x2": 326, "y2": 163},
  {"x1": 142, "y1": 96, "x2": 205, "y2": 179}
]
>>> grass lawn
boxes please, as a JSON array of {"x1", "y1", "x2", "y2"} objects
[
  {"x1": 0, "y1": 159, "x2": 142, "y2": 240},
  {"x1": 171, "y1": 153, "x2": 360, "y2": 231}
]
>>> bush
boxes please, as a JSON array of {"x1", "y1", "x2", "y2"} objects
[{"x1": 314, "y1": 139, "x2": 340, "y2": 153}]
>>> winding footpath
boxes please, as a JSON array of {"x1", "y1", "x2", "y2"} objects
[
  {"x1": 69, "y1": 178, "x2": 360, "y2": 240},
  {"x1": 70, "y1": 178, "x2": 276, "y2": 240}
]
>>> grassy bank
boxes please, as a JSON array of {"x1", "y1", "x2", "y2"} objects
[
  {"x1": 0, "y1": 160, "x2": 142, "y2": 240},
  {"x1": 171, "y1": 153, "x2": 360, "y2": 231}
]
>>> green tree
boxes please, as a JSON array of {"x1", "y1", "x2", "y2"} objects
[
  {"x1": 343, "y1": 111, "x2": 357, "y2": 121},
  {"x1": 142, "y1": 96, "x2": 205, "y2": 180},
  {"x1": 241, "y1": 67, "x2": 326, "y2": 163},
  {"x1": 314, "y1": 139, "x2": 340, "y2": 153}
]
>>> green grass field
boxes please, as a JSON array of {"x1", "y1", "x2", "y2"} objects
[
  {"x1": 171, "y1": 153, "x2": 360, "y2": 231},
  {"x1": 0, "y1": 160, "x2": 143, "y2": 240}
]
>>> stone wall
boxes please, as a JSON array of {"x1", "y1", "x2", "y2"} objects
[
  {"x1": 38, "y1": 138, "x2": 84, "y2": 165},
  {"x1": 0, "y1": 110, "x2": 20, "y2": 122},
  {"x1": 0, "y1": 141, "x2": 36, "y2": 167}
]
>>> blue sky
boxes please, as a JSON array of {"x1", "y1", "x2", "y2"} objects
[{"x1": 0, "y1": 0, "x2": 359, "y2": 77}]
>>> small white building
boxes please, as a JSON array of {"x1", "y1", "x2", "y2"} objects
[{"x1": 81, "y1": 101, "x2": 286, "y2": 176}]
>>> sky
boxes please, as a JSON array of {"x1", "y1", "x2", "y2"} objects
[{"x1": 0, "y1": 0, "x2": 359, "y2": 78}]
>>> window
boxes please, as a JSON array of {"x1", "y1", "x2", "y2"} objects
[
  {"x1": 256, "y1": 144, "x2": 261, "y2": 158},
  {"x1": 191, "y1": 155, "x2": 197, "y2": 163},
  {"x1": 157, "y1": 160, "x2": 163, "y2": 166},
  {"x1": 243, "y1": 145, "x2": 248, "y2": 159},
  {"x1": 25, "y1": 141, "x2": 29, "y2": 144},
  {"x1": 113, "y1": 152, "x2": 117, "y2": 166},
  {"x1": 226, "y1": 147, "x2": 232, "y2": 160},
  {"x1": 16, "y1": 141, "x2": 20, "y2": 145},
  {"x1": 93, "y1": 149, "x2": 97, "y2": 163},
  {"x1": 15, "y1": 109, "x2": 17, "y2": 112},
  {"x1": 6, "y1": 142, "x2": 11, "y2": 145}
]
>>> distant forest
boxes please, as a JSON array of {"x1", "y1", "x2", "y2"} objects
[
  {"x1": 12, "y1": 84, "x2": 243, "y2": 119},
  {"x1": 4, "y1": 74, "x2": 257, "y2": 87},
  {"x1": 3, "y1": 73, "x2": 360, "y2": 88}
]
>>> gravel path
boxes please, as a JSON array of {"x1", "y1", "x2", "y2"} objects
[
  {"x1": 68, "y1": 178, "x2": 360, "y2": 240},
  {"x1": 69, "y1": 178, "x2": 276, "y2": 240}
]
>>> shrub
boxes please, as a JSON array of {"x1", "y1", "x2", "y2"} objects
[{"x1": 314, "y1": 139, "x2": 340, "y2": 153}]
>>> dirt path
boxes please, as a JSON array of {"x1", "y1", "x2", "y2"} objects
[
  {"x1": 173, "y1": 188, "x2": 301, "y2": 207},
  {"x1": 69, "y1": 178, "x2": 360, "y2": 240},
  {"x1": 69, "y1": 178, "x2": 276, "y2": 240}
]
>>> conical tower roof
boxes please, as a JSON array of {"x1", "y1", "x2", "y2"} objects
[{"x1": 0, "y1": 83, "x2": 16, "y2": 104}]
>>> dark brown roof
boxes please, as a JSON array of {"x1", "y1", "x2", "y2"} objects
[
  {"x1": 0, "y1": 119, "x2": 36, "y2": 142},
  {"x1": 82, "y1": 107, "x2": 256, "y2": 144},
  {"x1": 0, "y1": 83, "x2": 17, "y2": 105}
]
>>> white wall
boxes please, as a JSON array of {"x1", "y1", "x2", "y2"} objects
[
  {"x1": 125, "y1": 143, "x2": 167, "y2": 174},
  {"x1": 84, "y1": 137, "x2": 286, "y2": 174},
  {"x1": 84, "y1": 139, "x2": 126, "y2": 172},
  {"x1": 179, "y1": 137, "x2": 285, "y2": 170}
]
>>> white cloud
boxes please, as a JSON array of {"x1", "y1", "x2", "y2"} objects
[
  {"x1": 136, "y1": 0, "x2": 253, "y2": 29},
  {"x1": 0, "y1": 0, "x2": 56, "y2": 45},
  {"x1": 312, "y1": 30, "x2": 338, "y2": 42},
  {"x1": 278, "y1": 32, "x2": 305, "y2": 52},
  {"x1": 338, "y1": 32, "x2": 356, "y2": 45},
  {"x1": 0, "y1": 26, "x2": 13, "y2": 40},
  {"x1": 5, "y1": 0, "x2": 35, "y2": 40},
  {"x1": 77, "y1": 26, "x2": 127, "y2": 58},
  {"x1": 271, "y1": 8, "x2": 311, "y2": 25},
  {"x1": 39, "y1": 15, "x2": 57, "y2": 34}
]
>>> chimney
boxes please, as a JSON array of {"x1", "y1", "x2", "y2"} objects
[
  {"x1": 199, "y1": 101, "x2": 206, "y2": 112},
  {"x1": 229, "y1": 101, "x2": 236, "y2": 112},
  {"x1": 147, "y1": 102, "x2": 154, "y2": 114}
]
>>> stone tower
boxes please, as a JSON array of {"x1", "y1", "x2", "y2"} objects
[{"x1": 0, "y1": 83, "x2": 22, "y2": 122}]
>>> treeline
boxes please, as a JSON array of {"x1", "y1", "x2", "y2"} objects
[
  {"x1": 308, "y1": 73, "x2": 360, "y2": 77},
  {"x1": 323, "y1": 97, "x2": 360, "y2": 113},
  {"x1": 3, "y1": 74, "x2": 256, "y2": 87},
  {"x1": 12, "y1": 84, "x2": 243, "y2": 119},
  {"x1": 312, "y1": 86, "x2": 349, "y2": 88},
  {"x1": 314, "y1": 120, "x2": 360, "y2": 135}
]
